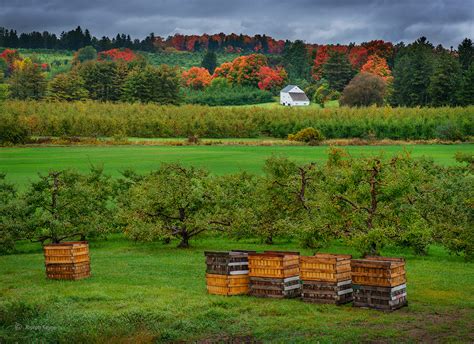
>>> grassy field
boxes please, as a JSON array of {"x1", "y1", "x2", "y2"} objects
[
  {"x1": 1, "y1": 236, "x2": 473, "y2": 342},
  {"x1": 0, "y1": 144, "x2": 471, "y2": 187}
]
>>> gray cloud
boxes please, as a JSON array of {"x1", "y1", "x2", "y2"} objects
[{"x1": 0, "y1": 0, "x2": 472, "y2": 46}]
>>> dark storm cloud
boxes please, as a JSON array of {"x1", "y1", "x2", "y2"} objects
[{"x1": 0, "y1": 0, "x2": 472, "y2": 46}]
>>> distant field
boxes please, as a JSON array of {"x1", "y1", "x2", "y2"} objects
[{"x1": 1, "y1": 144, "x2": 470, "y2": 187}]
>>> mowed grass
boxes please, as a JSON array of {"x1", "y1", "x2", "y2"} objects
[
  {"x1": 1, "y1": 144, "x2": 472, "y2": 187},
  {"x1": 0, "y1": 236, "x2": 473, "y2": 343}
]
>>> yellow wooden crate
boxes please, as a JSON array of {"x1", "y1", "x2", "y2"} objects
[{"x1": 300, "y1": 254, "x2": 352, "y2": 282}]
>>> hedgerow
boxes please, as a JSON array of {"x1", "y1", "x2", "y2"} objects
[{"x1": 0, "y1": 100, "x2": 472, "y2": 140}]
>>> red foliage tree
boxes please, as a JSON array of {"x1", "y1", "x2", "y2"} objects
[
  {"x1": 0, "y1": 49, "x2": 22, "y2": 73},
  {"x1": 348, "y1": 46, "x2": 369, "y2": 70},
  {"x1": 361, "y1": 55, "x2": 393, "y2": 82},
  {"x1": 227, "y1": 54, "x2": 268, "y2": 87},
  {"x1": 361, "y1": 40, "x2": 394, "y2": 60},
  {"x1": 97, "y1": 48, "x2": 137, "y2": 62},
  {"x1": 182, "y1": 67, "x2": 212, "y2": 89},
  {"x1": 212, "y1": 62, "x2": 233, "y2": 79},
  {"x1": 257, "y1": 66, "x2": 288, "y2": 93},
  {"x1": 312, "y1": 45, "x2": 349, "y2": 80}
]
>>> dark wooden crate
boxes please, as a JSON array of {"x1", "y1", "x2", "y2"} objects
[
  {"x1": 351, "y1": 257, "x2": 406, "y2": 287},
  {"x1": 301, "y1": 280, "x2": 353, "y2": 305},
  {"x1": 353, "y1": 284, "x2": 408, "y2": 311},
  {"x1": 205, "y1": 251, "x2": 250, "y2": 275},
  {"x1": 249, "y1": 276, "x2": 301, "y2": 299}
]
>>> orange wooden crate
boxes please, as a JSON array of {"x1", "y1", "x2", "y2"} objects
[
  {"x1": 206, "y1": 273, "x2": 249, "y2": 296},
  {"x1": 248, "y1": 252, "x2": 299, "y2": 278},
  {"x1": 351, "y1": 257, "x2": 406, "y2": 287},
  {"x1": 44, "y1": 241, "x2": 90, "y2": 264},
  {"x1": 300, "y1": 253, "x2": 352, "y2": 282}
]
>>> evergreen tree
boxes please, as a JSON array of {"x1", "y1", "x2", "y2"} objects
[
  {"x1": 73, "y1": 46, "x2": 97, "y2": 64},
  {"x1": 458, "y1": 63, "x2": 474, "y2": 105},
  {"x1": 77, "y1": 61, "x2": 128, "y2": 101},
  {"x1": 201, "y1": 51, "x2": 217, "y2": 74},
  {"x1": 429, "y1": 52, "x2": 462, "y2": 106},
  {"x1": 391, "y1": 37, "x2": 434, "y2": 106},
  {"x1": 322, "y1": 51, "x2": 355, "y2": 91},
  {"x1": 282, "y1": 40, "x2": 311, "y2": 83},
  {"x1": 458, "y1": 38, "x2": 473, "y2": 70}
]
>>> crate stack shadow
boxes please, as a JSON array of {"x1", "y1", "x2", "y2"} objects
[
  {"x1": 300, "y1": 253, "x2": 353, "y2": 304},
  {"x1": 43, "y1": 241, "x2": 91, "y2": 280},
  {"x1": 248, "y1": 251, "x2": 301, "y2": 298},
  {"x1": 204, "y1": 251, "x2": 251, "y2": 296},
  {"x1": 351, "y1": 257, "x2": 407, "y2": 311}
]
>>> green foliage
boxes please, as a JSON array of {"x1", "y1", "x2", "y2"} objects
[
  {"x1": 458, "y1": 63, "x2": 474, "y2": 106},
  {"x1": 428, "y1": 52, "x2": 462, "y2": 106},
  {"x1": 76, "y1": 60, "x2": 129, "y2": 101},
  {"x1": 0, "y1": 174, "x2": 26, "y2": 253},
  {"x1": 391, "y1": 38, "x2": 434, "y2": 106},
  {"x1": 458, "y1": 38, "x2": 473, "y2": 70},
  {"x1": 0, "y1": 83, "x2": 9, "y2": 102},
  {"x1": 121, "y1": 65, "x2": 182, "y2": 104},
  {"x1": 117, "y1": 164, "x2": 227, "y2": 247},
  {"x1": 0, "y1": 113, "x2": 29, "y2": 145},
  {"x1": 340, "y1": 72, "x2": 386, "y2": 107},
  {"x1": 282, "y1": 40, "x2": 311, "y2": 82},
  {"x1": 22, "y1": 168, "x2": 113, "y2": 244},
  {"x1": 47, "y1": 71, "x2": 88, "y2": 101},
  {"x1": 312, "y1": 81, "x2": 331, "y2": 108},
  {"x1": 8, "y1": 59, "x2": 46, "y2": 100},
  {"x1": 288, "y1": 127, "x2": 325, "y2": 145},
  {"x1": 74, "y1": 45, "x2": 97, "y2": 64},
  {"x1": 183, "y1": 80, "x2": 273, "y2": 106},
  {"x1": 1, "y1": 100, "x2": 472, "y2": 140},
  {"x1": 322, "y1": 51, "x2": 355, "y2": 91},
  {"x1": 201, "y1": 50, "x2": 217, "y2": 74}
]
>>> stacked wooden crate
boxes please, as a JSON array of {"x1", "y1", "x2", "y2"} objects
[
  {"x1": 300, "y1": 253, "x2": 353, "y2": 304},
  {"x1": 204, "y1": 251, "x2": 251, "y2": 296},
  {"x1": 351, "y1": 257, "x2": 407, "y2": 311},
  {"x1": 43, "y1": 241, "x2": 91, "y2": 280},
  {"x1": 248, "y1": 251, "x2": 301, "y2": 298}
]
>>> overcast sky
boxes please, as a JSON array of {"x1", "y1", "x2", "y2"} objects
[{"x1": 1, "y1": 0, "x2": 473, "y2": 47}]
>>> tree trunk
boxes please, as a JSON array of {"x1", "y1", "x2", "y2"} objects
[
  {"x1": 177, "y1": 232, "x2": 190, "y2": 248},
  {"x1": 265, "y1": 234, "x2": 273, "y2": 245}
]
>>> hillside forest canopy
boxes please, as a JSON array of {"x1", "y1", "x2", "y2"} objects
[{"x1": 0, "y1": 26, "x2": 473, "y2": 108}]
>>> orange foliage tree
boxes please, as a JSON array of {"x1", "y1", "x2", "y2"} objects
[
  {"x1": 226, "y1": 54, "x2": 268, "y2": 87},
  {"x1": 361, "y1": 55, "x2": 393, "y2": 82},
  {"x1": 257, "y1": 66, "x2": 288, "y2": 93},
  {"x1": 182, "y1": 67, "x2": 212, "y2": 89},
  {"x1": 312, "y1": 45, "x2": 348, "y2": 80},
  {"x1": 212, "y1": 62, "x2": 233, "y2": 79}
]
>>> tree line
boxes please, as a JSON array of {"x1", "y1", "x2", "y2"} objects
[{"x1": 1, "y1": 151, "x2": 472, "y2": 260}]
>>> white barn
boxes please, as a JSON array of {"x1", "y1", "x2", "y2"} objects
[{"x1": 280, "y1": 85, "x2": 310, "y2": 107}]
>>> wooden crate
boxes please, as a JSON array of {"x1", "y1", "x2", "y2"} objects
[
  {"x1": 249, "y1": 276, "x2": 301, "y2": 299},
  {"x1": 43, "y1": 242, "x2": 91, "y2": 280},
  {"x1": 300, "y1": 254, "x2": 352, "y2": 282},
  {"x1": 351, "y1": 257, "x2": 406, "y2": 287},
  {"x1": 45, "y1": 262, "x2": 90, "y2": 280},
  {"x1": 353, "y1": 284, "x2": 407, "y2": 311},
  {"x1": 205, "y1": 251, "x2": 250, "y2": 275},
  {"x1": 248, "y1": 252, "x2": 300, "y2": 278},
  {"x1": 206, "y1": 273, "x2": 249, "y2": 296},
  {"x1": 43, "y1": 241, "x2": 90, "y2": 264},
  {"x1": 301, "y1": 280, "x2": 353, "y2": 305}
]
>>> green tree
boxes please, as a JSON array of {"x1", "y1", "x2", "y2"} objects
[
  {"x1": 73, "y1": 45, "x2": 98, "y2": 64},
  {"x1": 458, "y1": 38, "x2": 473, "y2": 70},
  {"x1": 458, "y1": 63, "x2": 474, "y2": 105},
  {"x1": 428, "y1": 52, "x2": 462, "y2": 106},
  {"x1": 321, "y1": 51, "x2": 355, "y2": 91},
  {"x1": 47, "y1": 71, "x2": 89, "y2": 101},
  {"x1": 282, "y1": 40, "x2": 311, "y2": 82},
  {"x1": 8, "y1": 59, "x2": 46, "y2": 100},
  {"x1": 201, "y1": 50, "x2": 217, "y2": 74},
  {"x1": 0, "y1": 173, "x2": 27, "y2": 253},
  {"x1": 22, "y1": 168, "x2": 113, "y2": 244},
  {"x1": 77, "y1": 61, "x2": 128, "y2": 101},
  {"x1": 122, "y1": 65, "x2": 181, "y2": 104},
  {"x1": 312, "y1": 80, "x2": 331, "y2": 108},
  {"x1": 118, "y1": 164, "x2": 229, "y2": 248},
  {"x1": 340, "y1": 72, "x2": 387, "y2": 107},
  {"x1": 391, "y1": 37, "x2": 434, "y2": 106}
]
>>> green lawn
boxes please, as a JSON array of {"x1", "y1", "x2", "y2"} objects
[
  {"x1": 1, "y1": 144, "x2": 471, "y2": 187},
  {"x1": 1, "y1": 236, "x2": 473, "y2": 343}
]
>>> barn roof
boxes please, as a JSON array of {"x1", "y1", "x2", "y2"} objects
[
  {"x1": 289, "y1": 92, "x2": 309, "y2": 101},
  {"x1": 281, "y1": 85, "x2": 298, "y2": 93}
]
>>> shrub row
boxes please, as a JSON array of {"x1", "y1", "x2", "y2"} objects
[{"x1": 0, "y1": 101, "x2": 473, "y2": 142}]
